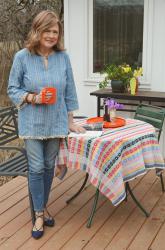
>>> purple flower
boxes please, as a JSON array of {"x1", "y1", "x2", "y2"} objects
[{"x1": 105, "y1": 98, "x2": 124, "y2": 110}]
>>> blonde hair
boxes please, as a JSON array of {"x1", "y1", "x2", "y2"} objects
[{"x1": 25, "y1": 10, "x2": 64, "y2": 53}]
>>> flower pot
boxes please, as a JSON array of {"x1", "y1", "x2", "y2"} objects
[{"x1": 111, "y1": 80, "x2": 126, "y2": 93}]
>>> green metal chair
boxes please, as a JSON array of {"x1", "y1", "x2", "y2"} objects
[
  {"x1": 0, "y1": 106, "x2": 35, "y2": 224},
  {"x1": 134, "y1": 103, "x2": 165, "y2": 190},
  {"x1": 125, "y1": 103, "x2": 165, "y2": 217}
]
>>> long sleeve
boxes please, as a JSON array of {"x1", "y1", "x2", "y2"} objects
[
  {"x1": 8, "y1": 52, "x2": 28, "y2": 108},
  {"x1": 64, "y1": 54, "x2": 79, "y2": 112}
]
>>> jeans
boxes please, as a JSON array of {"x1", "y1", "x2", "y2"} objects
[{"x1": 24, "y1": 138, "x2": 60, "y2": 212}]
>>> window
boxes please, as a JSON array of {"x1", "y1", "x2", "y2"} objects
[{"x1": 93, "y1": 0, "x2": 144, "y2": 73}]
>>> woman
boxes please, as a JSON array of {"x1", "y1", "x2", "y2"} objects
[{"x1": 8, "y1": 10, "x2": 85, "y2": 239}]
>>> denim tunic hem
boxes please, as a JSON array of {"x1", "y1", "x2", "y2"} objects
[{"x1": 19, "y1": 135, "x2": 67, "y2": 140}]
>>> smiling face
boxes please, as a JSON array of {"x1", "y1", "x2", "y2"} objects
[
  {"x1": 39, "y1": 23, "x2": 59, "y2": 52},
  {"x1": 26, "y1": 11, "x2": 64, "y2": 54}
]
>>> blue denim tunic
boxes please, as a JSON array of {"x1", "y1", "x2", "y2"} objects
[{"x1": 8, "y1": 49, "x2": 79, "y2": 139}]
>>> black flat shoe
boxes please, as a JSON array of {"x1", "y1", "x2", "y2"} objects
[
  {"x1": 44, "y1": 208, "x2": 55, "y2": 227},
  {"x1": 44, "y1": 217, "x2": 55, "y2": 227},
  {"x1": 32, "y1": 212, "x2": 44, "y2": 239}
]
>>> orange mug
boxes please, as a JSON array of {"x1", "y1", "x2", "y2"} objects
[{"x1": 41, "y1": 87, "x2": 56, "y2": 104}]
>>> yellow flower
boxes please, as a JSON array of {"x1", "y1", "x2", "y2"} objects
[
  {"x1": 122, "y1": 65, "x2": 132, "y2": 73},
  {"x1": 133, "y1": 67, "x2": 143, "y2": 77}
]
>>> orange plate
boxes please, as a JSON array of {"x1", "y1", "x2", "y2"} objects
[{"x1": 87, "y1": 117, "x2": 126, "y2": 128}]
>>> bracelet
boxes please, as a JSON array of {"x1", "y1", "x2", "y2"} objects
[
  {"x1": 24, "y1": 93, "x2": 30, "y2": 103},
  {"x1": 31, "y1": 94, "x2": 37, "y2": 105}
]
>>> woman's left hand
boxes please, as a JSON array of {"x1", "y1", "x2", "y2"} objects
[{"x1": 69, "y1": 123, "x2": 86, "y2": 133}]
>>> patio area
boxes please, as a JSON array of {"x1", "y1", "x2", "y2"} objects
[{"x1": 0, "y1": 169, "x2": 165, "y2": 250}]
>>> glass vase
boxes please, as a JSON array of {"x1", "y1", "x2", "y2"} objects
[
  {"x1": 109, "y1": 108, "x2": 116, "y2": 123},
  {"x1": 103, "y1": 104, "x2": 110, "y2": 122}
]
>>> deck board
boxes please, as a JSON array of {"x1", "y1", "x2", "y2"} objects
[
  {"x1": 105, "y1": 174, "x2": 163, "y2": 250},
  {"x1": 0, "y1": 169, "x2": 164, "y2": 250},
  {"x1": 127, "y1": 196, "x2": 165, "y2": 250},
  {"x1": 81, "y1": 171, "x2": 154, "y2": 250},
  {"x1": 60, "y1": 175, "x2": 142, "y2": 250}
]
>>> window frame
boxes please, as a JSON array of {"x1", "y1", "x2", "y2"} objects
[{"x1": 84, "y1": 0, "x2": 153, "y2": 88}]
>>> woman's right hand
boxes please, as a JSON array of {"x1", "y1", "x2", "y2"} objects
[
  {"x1": 26, "y1": 93, "x2": 41, "y2": 104},
  {"x1": 26, "y1": 91, "x2": 53, "y2": 104},
  {"x1": 69, "y1": 123, "x2": 86, "y2": 133},
  {"x1": 26, "y1": 93, "x2": 36, "y2": 103}
]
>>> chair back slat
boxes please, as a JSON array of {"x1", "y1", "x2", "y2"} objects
[
  {"x1": 134, "y1": 116, "x2": 163, "y2": 130},
  {"x1": 0, "y1": 106, "x2": 18, "y2": 145},
  {"x1": 134, "y1": 104, "x2": 165, "y2": 141},
  {"x1": 135, "y1": 108, "x2": 165, "y2": 120}
]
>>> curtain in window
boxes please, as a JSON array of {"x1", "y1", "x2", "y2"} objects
[{"x1": 93, "y1": 0, "x2": 144, "y2": 72}]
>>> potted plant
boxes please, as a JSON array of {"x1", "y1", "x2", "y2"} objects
[{"x1": 99, "y1": 63, "x2": 142, "y2": 94}]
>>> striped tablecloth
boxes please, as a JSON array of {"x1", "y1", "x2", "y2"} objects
[{"x1": 57, "y1": 118, "x2": 165, "y2": 206}]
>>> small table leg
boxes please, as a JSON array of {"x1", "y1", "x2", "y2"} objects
[
  {"x1": 160, "y1": 173, "x2": 165, "y2": 192},
  {"x1": 66, "y1": 173, "x2": 89, "y2": 204},
  {"x1": 97, "y1": 97, "x2": 101, "y2": 117},
  {"x1": 156, "y1": 169, "x2": 165, "y2": 192},
  {"x1": 87, "y1": 188, "x2": 100, "y2": 228},
  {"x1": 126, "y1": 182, "x2": 149, "y2": 217}
]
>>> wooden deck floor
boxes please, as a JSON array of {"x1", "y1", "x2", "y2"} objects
[{"x1": 0, "y1": 169, "x2": 165, "y2": 250}]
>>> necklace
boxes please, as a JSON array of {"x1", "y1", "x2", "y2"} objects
[
  {"x1": 38, "y1": 50, "x2": 53, "y2": 59},
  {"x1": 40, "y1": 53, "x2": 49, "y2": 60},
  {"x1": 43, "y1": 55, "x2": 48, "y2": 60}
]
